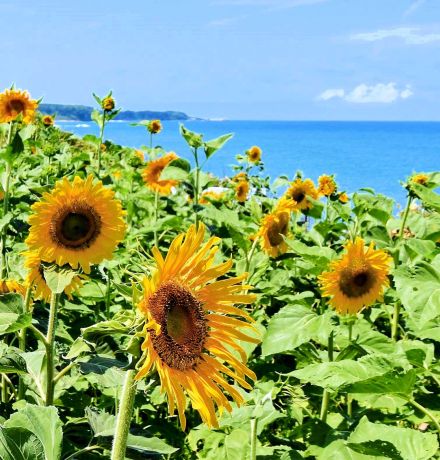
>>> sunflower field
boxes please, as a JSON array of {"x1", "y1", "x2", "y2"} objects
[{"x1": 0, "y1": 89, "x2": 439, "y2": 460}]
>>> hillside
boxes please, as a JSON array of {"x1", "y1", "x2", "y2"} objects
[{"x1": 39, "y1": 103, "x2": 191, "y2": 121}]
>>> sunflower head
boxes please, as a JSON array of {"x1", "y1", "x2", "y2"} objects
[
  {"x1": 411, "y1": 173, "x2": 429, "y2": 186},
  {"x1": 200, "y1": 190, "x2": 225, "y2": 205},
  {"x1": 42, "y1": 115, "x2": 54, "y2": 127},
  {"x1": 338, "y1": 192, "x2": 349, "y2": 204},
  {"x1": 0, "y1": 89, "x2": 38, "y2": 124},
  {"x1": 24, "y1": 251, "x2": 83, "y2": 301},
  {"x1": 102, "y1": 96, "x2": 115, "y2": 112},
  {"x1": 25, "y1": 175, "x2": 126, "y2": 274},
  {"x1": 0, "y1": 279, "x2": 26, "y2": 296},
  {"x1": 319, "y1": 238, "x2": 391, "y2": 315},
  {"x1": 286, "y1": 178, "x2": 318, "y2": 211},
  {"x1": 235, "y1": 180, "x2": 249, "y2": 203},
  {"x1": 318, "y1": 175, "x2": 336, "y2": 197},
  {"x1": 135, "y1": 149, "x2": 145, "y2": 161},
  {"x1": 246, "y1": 146, "x2": 262, "y2": 163},
  {"x1": 232, "y1": 172, "x2": 248, "y2": 182},
  {"x1": 142, "y1": 152, "x2": 179, "y2": 195},
  {"x1": 257, "y1": 199, "x2": 291, "y2": 257},
  {"x1": 135, "y1": 224, "x2": 258, "y2": 429},
  {"x1": 148, "y1": 119, "x2": 162, "y2": 134},
  {"x1": 112, "y1": 170, "x2": 122, "y2": 180}
]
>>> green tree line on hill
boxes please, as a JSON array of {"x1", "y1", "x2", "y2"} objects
[{"x1": 39, "y1": 103, "x2": 191, "y2": 121}]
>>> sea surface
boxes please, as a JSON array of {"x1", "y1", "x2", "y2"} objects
[{"x1": 58, "y1": 120, "x2": 440, "y2": 205}]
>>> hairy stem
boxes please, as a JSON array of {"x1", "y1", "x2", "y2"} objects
[
  {"x1": 45, "y1": 292, "x2": 60, "y2": 406},
  {"x1": 18, "y1": 286, "x2": 33, "y2": 399},
  {"x1": 97, "y1": 112, "x2": 106, "y2": 178},
  {"x1": 154, "y1": 190, "x2": 159, "y2": 247},
  {"x1": 398, "y1": 195, "x2": 412, "y2": 241},
  {"x1": 320, "y1": 331, "x2": 334, "y2": 422},
  {"x1": 408, "y1": 398, "x2": 440, "y2": 434},
  {"x1": 250, "y1": 417, "x2": 258, "y2": 460},
  {"x1": 193, "y1": 148, "x2": 200, "y2": 229},
  {"x1": 391, "y1": 302, "x2": 401, "y2": 341},
  {"x1": 111, "y1": 369, "x2": 137, "y2": 460}
]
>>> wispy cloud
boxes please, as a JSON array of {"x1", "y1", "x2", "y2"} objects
[
  {"x1": 403, "y1": 0, "x2": 425, "y2": 17},
  {"x1": 318, "y1": 83, "x2": 413, "y2": 104},
  {"x1": 350, "y1": 27, "x2": 440, "y2": 45},
  {"x1": 213, "y1": 0, "x2": 326, "y2": 9}
]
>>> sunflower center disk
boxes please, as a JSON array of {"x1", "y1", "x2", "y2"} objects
[
  {"x1": 8, "y1": 99, "x2": 25, "y2": 113},
  {"x1": 148, "y1": 281, "x2": 207, "y2": 371},
  {"x1": 50, "y1": 202, "x2": 101, "y2": 250},
  {"x1": 267, "y1": 217, "x2": 288, "y2": 247},
  {"x1": 293, "y1": 192, "x2": 305, "y2": 203},
  {"x1": 339, "y1": 267, "x2": 374, "y2": 298}
]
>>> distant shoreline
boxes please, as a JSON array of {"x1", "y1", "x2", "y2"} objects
[{"x1": 40, "y1": 103, "x2": 194, "y2": 122}]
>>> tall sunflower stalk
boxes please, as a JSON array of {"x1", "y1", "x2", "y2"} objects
[
  {"x1": 91, "y1": 92, "x2": 120, "y2": 178},
  {"x1": 179, "y1": 124, "x2": 233, "y2": 228}
]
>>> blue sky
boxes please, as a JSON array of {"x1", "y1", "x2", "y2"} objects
[{"x1": 1, "y1": 0, "x2": 439, "y2": 120}]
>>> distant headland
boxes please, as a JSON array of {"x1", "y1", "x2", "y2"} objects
[{"x1": 39, "y1": 103, "x2": 192, "y2": 121}]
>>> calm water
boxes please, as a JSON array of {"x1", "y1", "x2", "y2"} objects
[{"x1": 58, "y1": 120, "x2": 440, "y2": 205}]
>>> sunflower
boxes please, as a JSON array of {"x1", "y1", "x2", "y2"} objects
[
  {"x1": 148, "y1": 119, "x2": 162, "y2": 134},
  {"x1": 256, "y1": 199, "x2": 291, "y2": 257},
  {"x1": 246, "y1": 146, "x2": 262, "y2": 163},
  {"x1": 200, "y1": 190, "x2": 226, "y2": 205},
  {"x1": 25, "y1": 175, "x2": 126, "y2": 274},
  {"x1": 319, "y1": 238, "x2": 391, "y2": 315},
  {"x1": 102, "y1": 96, "x2": 115, "y2": 112},
  {"x1": 24, "y1": 252, "x2": 83, "y2": 302},
  {"x1": 135, "y1": 149, "x2": 145, "y2": 161},
  {"x1": 142, "y1": 152, "x2": 179, "y2": 195},
  {"x1": 339, "y1": 192, "x2": 349, "y2": 204},
  {"x1": 0, "y1": 89, "x2": 38, "y2": 124},
  {"x1": 411, "y1": 173, "x2": 428, "y2": 186},
  {"x1": 42, "y1": 115, "x2": 54, "y2": 127},
  {"x1": 318, "y1": 175, "x2": 336, "y2": 197},
  {"x1": 235, "y1": 180, "x2": 249, "y2": 203},
  {"x1": 285, "y1": 178, "x2": 318, "y2": 212},
  {"x1": 0, "y1": 279, "x2": 26, "y2": 296},
  {"x1": 112, "y1": 170, "x2": 122, "y2": 180},
  {"x1": 135, "y1": 224, "x2": 258, "y2": 429},
  {"x1": 232, "y1": 172, "x2": 247, "y2": 182}
]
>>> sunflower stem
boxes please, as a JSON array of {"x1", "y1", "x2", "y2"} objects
[
  {"x1": 97, "y1": 111, "x2": 106, "y2": 178},
  {"x1": 250, "y1": 417, "x2": 258, "y2": 460},
  {"x1": 319, "y1": 331, "x2": 334, "y2": 423},
  {"x1": 398, "y1": 195, "x2": 412, "y2": 242},
  {"x1": 105, "y1": 270, "x2": 112, "y2": 319},
  {"x1": 391, "y1": 302, "x2": 401, "y2": 341},
  {"x1": 407, "y1": 398, "x2": 440, "y2": 434},
  {"x1": 18, "y1": 285, "x2": 33, "y2": 400},
  {"x1": 153, "y1": 190, "x2": 159, "y2": 247},
  {"x1": 193, "y1": 148, "x2": 200, "y2": 229},
  {"x1": 45, "y1": 292, "x2": 60, "y2": 406},
  {"x1": 245, "y1": 235, "x2": 260, "y2": 275},
  {"x1": 0, "y1": 158, "x2": 12, "y2": 278},
  {"x1": 111, "y1": 369, "x2": 137, "y2": 460}
]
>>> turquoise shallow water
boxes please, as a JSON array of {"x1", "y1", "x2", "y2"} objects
[{"x1": 58, "y1": 120, "x2": 440, "y2": 205}]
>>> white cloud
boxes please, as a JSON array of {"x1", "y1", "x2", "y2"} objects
[
  {"x1": 318, "y1": 83, "x2": 413, "y2": 104},
  {"x1": 350, "y1": 27, "x2": 440, "y2": 45},
  {"x1": 318, "y1": 88, "x2": 345, "y2": 100}
]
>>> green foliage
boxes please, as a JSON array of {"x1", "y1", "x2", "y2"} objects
[{"x1": 0, "y1": 110, "x2": 438, "y2": 460}]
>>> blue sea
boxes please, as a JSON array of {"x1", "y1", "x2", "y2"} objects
[{"x1": 58, "y1": 120, "x2": 440, "y2": 205}]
